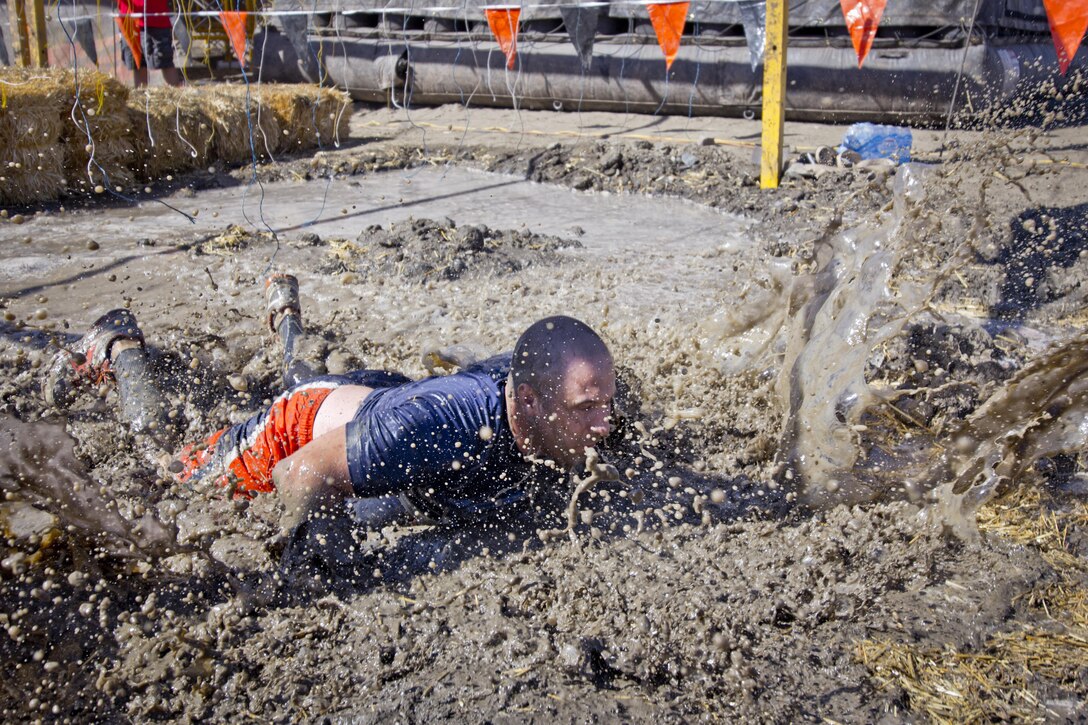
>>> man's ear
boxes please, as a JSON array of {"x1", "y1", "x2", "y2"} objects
[{"x1": 515, "y1": 383, "x2": 540, "y2": 415}]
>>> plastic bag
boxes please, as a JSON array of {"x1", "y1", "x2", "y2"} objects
[{"x1": 839, "y1": 122, "x2": 912, "y2": 163}]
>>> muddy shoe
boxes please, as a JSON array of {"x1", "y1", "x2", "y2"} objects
[
  {"x1": 814, "y1": 146, "x2": 836, "y2": 166},
  {"x1": 837, "y1": 150, "x2": 863, "y2": 168},
  {"x1": 43, "y1": 308, "x2": 144, "y2": 409},
  {"x1": 265, "y1": 273, "x2": 301, "y2": 333}
]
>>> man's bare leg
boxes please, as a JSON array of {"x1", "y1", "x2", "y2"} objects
[
  {"x1": 161, "y1": 67, "x2": 183, "y2": 87},
  {"x1": 111, "y1": 340, "x2": 179, "y2": 447}
]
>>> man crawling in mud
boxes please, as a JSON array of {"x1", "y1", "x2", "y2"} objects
[{"x1": 41, "y1": 275, "x2": 616, "y2": 574}]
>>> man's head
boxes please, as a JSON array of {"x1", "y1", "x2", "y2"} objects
[{"x1": 507, "y1": 316, "x2": 615, "y2": 469}]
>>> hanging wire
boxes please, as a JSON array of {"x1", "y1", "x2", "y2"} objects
[
  {"x1": 573, "y1": 16, "x2": 590, "y2": 138},
  {"x1": 940, "y1": 0, "x2": 984, "y2": 159},
  {"x1": 33, "y1": 0, "x2": 981, "y2": 29},
  {"x1": 685, "y1": 19, "x2": 702, "y2": 125},
  {"x1": 616, "y1": 17, "x2": 636, "y2": 130},
  {"x1": 261, "y1": 0, "x2": 363, "y2": 276},
  {"x1": 174, "y1": 102, "x2": 201, "y2": 159},
  {"x1": 440, "y1": 0, "x2": 483, "y2": 176},
  {"x1": 652, "y1": 31, "x2": 671, "y2": 116},
  {"x1": 392, "y1": 3, "x2": 436, "y2": 175},
  {"x1": 196, "y1": 0, "x2": 279, "y2": 250},
  {"x1": 503, "y1": 9, "x2": 527, "y2": 153}
]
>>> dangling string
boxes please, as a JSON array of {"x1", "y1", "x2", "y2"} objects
[
  {"x1": 424, "y1": 0, "x2": 476, "y2": 180},
  {"x1": 144, "y1": 87, "x2": 155, "y2": 149},
  {"x1": 394, "y1": 8, "x2": 434, "y2": 180},
  {"x1": 204, "y1": 0, "x2": 278, "y2": 251},
  {"x1": 500, "y1": 10, "x2": 527, "y2": 154},
  {"x1": 261, "y1": 0, "x2": 341, "y2": 274},
  {"x1": 684, "y1": 19, "x2": 702, "y2": 127},
  {"x1": 175, "y1": 103, "x2": 200, "y2": 160},
  {"x1": 940, "y1": 0, "x2": 983, "y2": 159},
  {"x1": 617, "y1": 17, "x2": 634, "y2": 129}
]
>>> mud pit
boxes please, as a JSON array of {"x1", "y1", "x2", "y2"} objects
[{"x1": 1, "y1": 105, "x2": 1087, "y2": 722}]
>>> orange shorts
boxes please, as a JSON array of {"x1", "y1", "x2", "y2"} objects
[{"x1": 175, "y1": 382, "x2": 336, "y2": 496}]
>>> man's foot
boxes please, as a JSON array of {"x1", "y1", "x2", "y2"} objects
[
  {"x1": 43, "y1": 309, "x2": 144, "y2": 409},
  {"x1": 265, "y1": 274, "x2": 301, "y2": 333}
]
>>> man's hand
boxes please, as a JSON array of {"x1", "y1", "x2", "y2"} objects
[{"x1": 278, "y1": 499, "x2": 370, "y2": 584}]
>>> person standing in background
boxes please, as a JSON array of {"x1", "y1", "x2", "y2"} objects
[{"x1": 118, "y1": 0, "x2": 184, "y2": 87}]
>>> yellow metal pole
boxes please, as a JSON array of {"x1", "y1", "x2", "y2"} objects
[
  {"x1": 8, "y1": 0, "x2": 32, "y2": 67},
  {"x1": 760, "y1": 0, "x2": 789, "y2": 189},
  {"x1": 29, "y1": 0, "x2": 49, "y2": 67}
]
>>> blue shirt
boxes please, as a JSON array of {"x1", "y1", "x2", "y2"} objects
[{"x1": 345, "y1": 354, "x2": 533, "y2": 521}]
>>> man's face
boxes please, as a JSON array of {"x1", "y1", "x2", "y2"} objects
[{"x1": 532, "y1": 355, "x2": 616, "y2": 469}]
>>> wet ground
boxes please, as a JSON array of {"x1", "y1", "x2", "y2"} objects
[{"x1": 1, "y1": 102, "x2": 1087, "y2": 722}]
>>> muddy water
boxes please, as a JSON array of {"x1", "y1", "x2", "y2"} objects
[
  {"x1": 1, "y1": 145, "x2": 1087, "y2": 721},
  {"x1": 695, "y1": 160, "x2": 1088, "y2": 514},
  {"x1": 1, "y1": 167, "x2": 744, "y2": 330},
  {"x1": 13, "y1": 167, "x2": 742, "y2": 250},
  {"x1": 751, "y1": 164, "x2": 1088, "y2": 511}
]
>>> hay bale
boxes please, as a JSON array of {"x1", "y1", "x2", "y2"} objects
[
  {"x1": 32, "y1": 69, "x2": 136, "y2": 194},
  {"x1": 64, "y1": 104, "x2": 138, "y2": 193},
  {"x1": 0, "y1": 67, "x2": 74, "y2": 149},
  {"x1": 65, "y1": 137, "x2": 138, "y2": 194},
  {"x1": 63, "y1": 68, "x2": 131, "y2": 112},
  {"x1": 45, "y1": 68, "x2": 131, "y2": 144},
  {"x1": 204, "y1": 84, "x2": 283, "y2": 164},
  {"x1": 0, "y1": 146, "x2": 66, "y2": 205},
  {"x1": 0, "y1": 113, "x2": 66, "y2": 204},
  {"x1": 260, "y1": 84, "x2": 352, "y2": 153},
  {"x1": 0, "y1": 67, "x2": 131, "y2": 202},
  {"x1": 126, "y1": 87, "x2": 215, "y2": 179},
  {"x1": 0, "y1": 73, "x2": 352, "y2": 201}
]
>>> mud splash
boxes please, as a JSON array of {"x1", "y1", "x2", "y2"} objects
[
  {"x1": 695, "y1": 161, "x2": 1088, "y2": 514},
  {"x1": 0, "y1": 415, "x2": 176, "y2": 558},
  {"x1": 933, "y1": 330, "x2": 1088, "y2": 508}
]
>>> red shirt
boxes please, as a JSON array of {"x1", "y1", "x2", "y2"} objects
[{"x1": 118, "y1": 0, "x2": 171, "y2": 29}]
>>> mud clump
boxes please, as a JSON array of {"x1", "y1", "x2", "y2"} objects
[
  {"x1": 197, "y1": 224, "x2": 275, "y2": 255},
  {"x1": 864, "y1": 321, "x2": 1022, "y2": 438},
  {"x1": 322, "y1": 217, "x2": 580, "y2": 283}
]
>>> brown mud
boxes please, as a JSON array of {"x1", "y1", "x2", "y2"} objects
[{"x1": 1, "y1": 104, "x2": 1087, "y2": 722}]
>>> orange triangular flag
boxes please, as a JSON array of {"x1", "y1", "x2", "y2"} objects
[
  {"x1": 219, "y1": 11, "x2": 249, "y2": 68},
  {"x1": 840, "y1": 0, "x2": 886, "y2": 68},
  {"x1": 1042, "y1": 0, "x2": 1088, "y2": 74},
  {"x1": 115, "y1": 15, "x2": 142, "y2": 69},
  {"x1": 647, "y1": 2, "x2": 688, "y2": 70},
  {"x1": 486, "y1": 7, "x2": 520, "y2": 70}
]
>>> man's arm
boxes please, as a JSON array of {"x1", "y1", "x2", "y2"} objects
[{"x1": 272, "y1": 425, "x2": 354, "y2": 534}]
